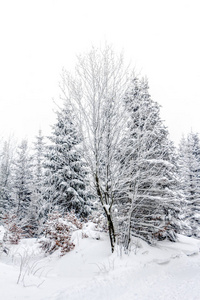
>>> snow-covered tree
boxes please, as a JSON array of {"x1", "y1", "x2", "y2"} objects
[
  {"x1": 178, "y1": 132, "x2": 200, "y2": 238},
  {"x1": 44, "y1": 105, "x2": 91, "y2": 218},
  {"x1": 13, "y1": 139, "x2": 34, "y2": 234},
  {"x1": 118, "y1": 77, "x2": 181, "y2": 246},
  {"x1": 31, "y1": 130, "x2": 46, "y2": 235},
  {"x1": 0, "y1": 139, "x2": 14, "y2": 217},
  {"x1": 33, "y1": 130, "x2": 45, "y2": 193},
  {"x1": 60, "y1": 45, "x2": 131, "y2": 252}
]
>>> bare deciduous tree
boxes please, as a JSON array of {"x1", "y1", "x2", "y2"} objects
[{"x1": 60, "y1": 46, "x2": 131, "y2": 252}]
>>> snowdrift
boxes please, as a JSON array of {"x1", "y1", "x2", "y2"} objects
[{"x1": 0, "y1": 222, "x2": 200, "y2": 300}]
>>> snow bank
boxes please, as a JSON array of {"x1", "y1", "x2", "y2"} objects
[{"x1": 0, "y1": 224, "x2": 200, "y2": 300}]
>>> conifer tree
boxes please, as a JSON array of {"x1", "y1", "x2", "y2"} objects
[
  {"x1": 31, "y1": 130, "x2": 46, "y2": 235},
  {"x1": 118, "y1": 77, "x2": 180, "y2": 246},
  {"x1": 33, "y1": 130, "x2": 45, "y2": 193},
  {"x1": 13, "y1": 139, "x2": 34, "y2": 235},
  {"x1": 178, "y1": 132, "x2": 200, "y2": 238},
  {"x1": 0, "y1": 139, "x2": 14, "y2": 217},
  {"x1": 44, "y1": 105, "x2": 91, "y2": 218}
]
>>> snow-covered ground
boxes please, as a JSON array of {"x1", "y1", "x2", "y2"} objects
[{"x1": 0, "y1": 223, "x2": 200, "y2": 300}]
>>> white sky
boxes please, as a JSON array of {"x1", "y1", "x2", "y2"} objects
[{"x1": 0, "y1": 0, "x2": 200, "y2": 144}]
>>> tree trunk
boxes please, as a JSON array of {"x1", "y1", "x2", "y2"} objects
[
  {"x1": 107, "y1": 212, "x2": 115, "y2": 253},
  {"x1": 95, "y1": 173, "x2": 116, "y2": 252}
]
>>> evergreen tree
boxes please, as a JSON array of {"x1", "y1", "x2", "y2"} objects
[
  {"x1": 13, "y1": 139, "x2": 33, "y2": 234},
  {"x1": 118, "y1": 77, "x2": 180, "y2": 246},
  {"x1": 178, "y1": 132, "x2": 200, "y2": 238},
  {"x1": 44, "y1": 105, "x2": 91, "y2": 218},
  {"x1": 33, "y1": 130, "x2": 45, "y2": 193},
  {"x1": 31, "y1": 130, "x2": 46, "y2": 235},
  {"x1": 0, "y1": 139, "x2": 13, "y2": 217}
]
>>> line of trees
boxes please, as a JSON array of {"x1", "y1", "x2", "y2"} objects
[{"x1": 0, "y1": 46, "x2": 200, "y2": 253}]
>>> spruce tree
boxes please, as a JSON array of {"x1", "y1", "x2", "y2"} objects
[
  {"x1": 119, "y1": 77, "x2": 180, "y2": 246},
  {"x1": 33, "y1": 130, "x2": 45, "y2": 194},
  {"x1": 31, "y1": 130, "x2": 46, "y2": 235},
  {"x1": 44, "y1": 105, "x2": 91, "y2": 218},
  {"x1": 178, "y1": 132, "x2": 200, "y2": 238},
  {"x1": 13, "y1": 139, "x2": 34, "y2": 235},
  {"x1": 0, "y1": 140, "x2": 13, "y2": 217}
]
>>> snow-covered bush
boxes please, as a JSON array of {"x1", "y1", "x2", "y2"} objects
[
  {"x1": 39, "y1": 210, "x2": 82, "y2": 256},
  {"x1": 3, "y1": 213, "x2": 22, "y2": 245},
  {"x1": 0, "y1": 225, "x2": 7, "y2": 254},
  {"x1": 65, "y1": 211, "x2": 83, "y2": 230},
  {"x1": 89, "y1": 209, "x2": 108, "y2": 233}
]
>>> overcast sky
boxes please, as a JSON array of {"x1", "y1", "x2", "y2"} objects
[{"x1": 0, "y1": 0, "x2": 200, "y2": 145}]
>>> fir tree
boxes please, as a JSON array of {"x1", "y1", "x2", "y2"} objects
[
  {"x1": 44, "y1": 105, "x2": 91, "y2": 218},
  {"x1": 33, "y1": 130, "x2": 45, "y2": 193},
  {"x1": 118, "y1": 77, "x2": 180, "y2": 246},
  {"x1": 178, "y1": 132, "x2": 200, "y2": 238},
  {"x1": 31, "y1": 130, "x2": 46, "y2": 235},
  {"x1": 13, "y1": 139, "x2": 33, "y2": 235},
  {"x1": 0, "y1": 139, "x2": 13, "y2": 217}
]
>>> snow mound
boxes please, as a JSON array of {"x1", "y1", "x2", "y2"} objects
[{"x1": 0, "y1": 224, "x2": 200, "y2": 300}]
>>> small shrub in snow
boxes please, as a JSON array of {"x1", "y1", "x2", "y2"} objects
[
  {"x1": 65, "y1": 211, "x2": 83, "y2": 230},
  {"x1": 40, "y1": 211, "x2": 82, "y2": 256},
  {"x1": 89, "y1": 209, "x2": 108, "y2": 233},
  {"x1": 81, "y1": 232, "x2": 89, "y2": 239},
  {"x1": 3, "y1": 213, "x2": 22, "y2": 245},
  {"x1": 0, "y1": 226, "x2": 9, "y2": 255}
]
